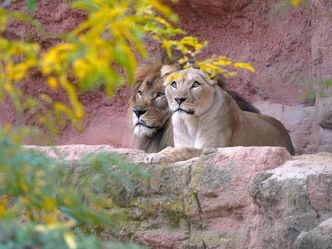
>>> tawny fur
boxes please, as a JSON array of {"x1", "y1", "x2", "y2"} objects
[
  {"x1": 128, "y1": 53, "x2": 173, "y2": 153},
  {"x1": 144, "y1": 68, "x2": 295, "y2": 164},
  {"x1": 129, "y1": 53, "x2": 260, "y2": 153}
]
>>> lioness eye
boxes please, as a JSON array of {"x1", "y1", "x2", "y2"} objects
[
  {"x1": 191, "y1": 81, "x2": 201, "y2": 88},
  {"x1": 156, "y1": 92, "x2": 164, "y2": 98},
  {"x1": 170, "y1": 81, "x2": 177, "y2": 89},
  {"x1": 137, "y1": 90, "x2": 143, "y2": 96}
]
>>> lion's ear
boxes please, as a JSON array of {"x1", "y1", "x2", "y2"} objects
[
  {"x1": 197, "y1": 70, "x2": 217, "y2": 86},
  {"x1": 161, "y1": 64, "x2": 177, "y2": 78},
  {"x1": 207, "y1": 74, "x2": 218, "y2": 86}
]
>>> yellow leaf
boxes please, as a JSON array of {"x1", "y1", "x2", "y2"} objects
[
  {"x1": 73, "y1": 59, "x2": 88, "y2": 79},
  {"x1": 4, "y1": 82, "x2": 14, "y2": 93},
  {"x1": 3, "y1": 124, "x2": 11, "y2": 134},
  {"x1": 165, "y1": 72, "x2": 179, "y2": 85},
  {"x1": 12, "y1": 132, "x2": 21, "y2": 143},
  {"x1": 42, "y1": 196, "x2": 56, "y2": 212},
  {"x1": 291, "y1": 0, "x2": 301, "y2": 7},
  {"x1": 59, "y1": 75, "x2": 84, "y2": 119},
  {"x1": 44, "y1": 213, "x2": 56, "y2": 224},
  {"x1": 20, "y1": 182, "x2": 29, "y2": 192},
  {"x1": 162, "y1": 40, "x2": 172, "y2": 58},
  {"x1": 47, "y1": 77, "x2": 58, "y2": 91},
  {"x1": 0, "y1": 196, "x2": 8, "y2": 217},
  {"x1": 234, "y1": 62, "x2": 256, "y2": 73}
]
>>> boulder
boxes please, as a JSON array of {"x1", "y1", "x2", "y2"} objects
[
  {"x1": 295, "y1": 218, "x2": 332, "y2": 249},
  {"x1": 30, "y1": 145, "x2": 332, "y2": 249},
  {"x1": 255, "y1": 99, "x2": 332, "y2": 154},
  {"x1": 251, "y1": 153, "x2": 332, "y2": 249}
]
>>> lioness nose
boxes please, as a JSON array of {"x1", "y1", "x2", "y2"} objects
[
  {"x1": 133, "y1": 107, "x2": 147, "y2": 118},
  {"x1": 174, "y1": 97, "x2": 187, "y2": 105}
]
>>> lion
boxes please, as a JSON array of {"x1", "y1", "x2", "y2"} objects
[
  {"x1": 144, "y1": 67, "x2": 295, "y2": 163},
  {"x1": 129, "y1": 53, "x2": 260, "y2": 153},
  {"x1": 128, "y1": 54, "x2": 173, "y2": 153}
]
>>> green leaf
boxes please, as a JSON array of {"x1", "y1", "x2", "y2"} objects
[
  {"x1": 26, "y1": 0, "x2": 38, "y2": 13},
  {"x1": 322, "y1": 79, "x2": 332, "y2": 88}
]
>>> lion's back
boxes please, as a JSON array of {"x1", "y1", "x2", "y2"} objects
[{"x1": 232, "y1": 111, "x2": 295, "y2": 155}]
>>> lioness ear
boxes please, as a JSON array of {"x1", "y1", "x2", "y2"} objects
[
  {"x1": 198, "y1": 70, "x2": 217, "y2": 86},
  {"x1": 208, "y1": 74, "x2": 218, "y2": 86},
  {"x1": 161, "y1": 64, "x2": 177, "y2": 78}
]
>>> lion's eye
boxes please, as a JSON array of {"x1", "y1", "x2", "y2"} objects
[
  {"x1": 137, "y1": 90, "x2": 143, "y2": 96},
  {"x1": 191, "y1": 81, "x2": 201, "y2": 88},
  {"x1": 170, "y1": 81, "x2": 177, "y2": 89},
  {"x1": 156, "y1": 92, "x2": 165, "y2": 98}
]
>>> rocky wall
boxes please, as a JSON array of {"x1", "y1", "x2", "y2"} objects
[{"x1": 30, "y1": 145, "x2": 332, "y2": 249}]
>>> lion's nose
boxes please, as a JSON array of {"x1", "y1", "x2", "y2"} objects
[
  {"x1": 174, "y1": 97, "x2": 187, "y2": 105},
  {"x1": 133, "y1": 107, "x2": 147, "y2": 118}
]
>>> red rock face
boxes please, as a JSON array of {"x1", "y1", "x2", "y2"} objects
[
  {"x1": 1, "y1": 0, "x2": 332, "y2": 152},
  {"x1": 173, "y1": 0, "x2": 332, "y2": 104},
  {"x1": 180, "y1": 0, "x2": 252, "y2": 15}
]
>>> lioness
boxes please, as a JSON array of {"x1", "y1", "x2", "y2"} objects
[
  {"x1": 129, "y1": 53, "x2": 260, "y2": 153},
  {"x1": 144, "y1": 67, "x2": 295, "y2": 163}
]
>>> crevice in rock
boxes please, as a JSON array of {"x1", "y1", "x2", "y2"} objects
[
  {"x1": 202, "y1": 239, "x2": 208, "y2": 249},
  {"x1": 188, "y1": 163, "x2": 193, "y2": 189},
  {"x1": 186, "y1": 164, "x2": 193, "y2": 235},
  {"x1": 189, "y1": 159, "x2": 208, "y2": 249},
  {"x1": 193, "y1": 184, "x2": 206, "y2": 248},
  {"x1": 305, "y1": 185, "x2": 321, "y2": 220},
  {"x1": 193, "y1": 192, "x2": 203, "y2": 230}
]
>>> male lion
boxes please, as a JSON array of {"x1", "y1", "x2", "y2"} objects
[
  {"x1": 144, "y1": 67, "x2": 295, "y2": 163},
  {"x1": 129, "y1": 53, "x2": 260, "y2": 153},
  {"x1": 128, "y1": 54, "x2": 173, "y2": 153}
]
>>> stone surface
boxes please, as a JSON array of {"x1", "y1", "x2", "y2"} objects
[
  {"x1": 295, "y1": 218, "x2": 332, "y2": 249},
  {"x1": 254, "y1": 97, "x2": 332, "y2": 154},
  {"x1": 30, "y1": 145, "x2": 332, "y2": 249},
  {"x1": 251, "y1": 152, "x2": 332, "y2": 249},
  {"x1": 313, "y1": 96, "x2": 332, "y2": 152},
  {"x1": 26, "y1": 144, "x2": 145, "y2": 162},
  {"x1": 254, "y1": 101, "x2": 316, "y2": 154}
]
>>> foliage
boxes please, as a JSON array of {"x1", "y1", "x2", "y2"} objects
[
  {"x1": 0, "y1": 222, "x2": 99, "y2": 249},
  {"x1": 0, "y1": 221, "x2": 143, "y2": 249},
  {"x1": 0, "y1": 125, "x2": 147, "y2": 248}
]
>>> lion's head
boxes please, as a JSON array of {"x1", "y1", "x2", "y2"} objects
[
  {"x1": 130, "y1": 73, "x2": 169, "y2": 138},
  {"x1": 163, "y1": 67, "x2": 218, "y2": 117},
  {"x1": 128, "y1": 53, "x2": 174, "y2": 152}
]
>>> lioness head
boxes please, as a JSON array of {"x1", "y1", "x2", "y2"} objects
[{"x1": 163, "y1": 68, "x2": 217, "y2": 117}]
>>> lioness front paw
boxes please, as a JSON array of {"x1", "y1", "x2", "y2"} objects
[{"x1": 144, "y1": 153, "x2": 168, "y2": 164}]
